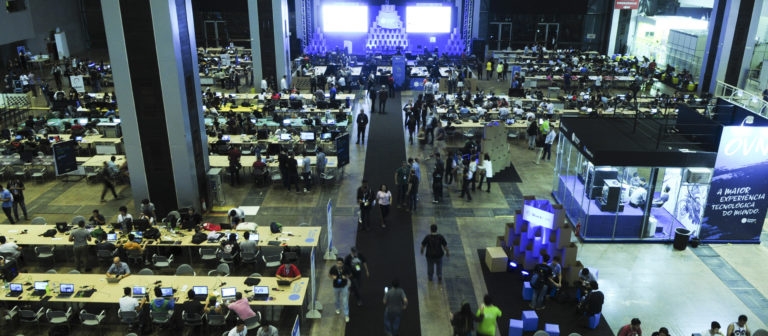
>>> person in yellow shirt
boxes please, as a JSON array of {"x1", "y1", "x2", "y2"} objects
[
  {"x1": 496, "y1": 62, "x2": 504, "y2": 81},
  {"x1": 485, "y1": 60, "x2": 492, "y2": 80}
]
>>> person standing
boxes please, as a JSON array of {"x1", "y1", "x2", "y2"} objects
[
  {"x1": 301, "y1": 154, "x2": 312, "y2": 192},
  {"x1": 383, "y1": 278, "x2": 408, "y2": 336},
  {"x1": 316, "y1": 147, "x2": 327, "y2": 184},
  {"x1": 477, "y1": 154, "x2": 493, "y2": 193},
  {"x1": 3, "y1": 185, "x2": 18, "y2": 223},
  {"x1": 394, "y1": 161, "x2": 410, "y2": 208},
  {"x1": 7, "y1": 178, "x2": 27, "y2": 222},
  {"x1": 100, "y1": 161, "x2": 119, "y2": 202},
  {"x1": 376, "y1": 184, "x2": 392, "y2": 228},
  {"x1": 496, "y1": 61, "x2": 504, "y2": 81},
  {"x1": 485, "y1": 60, "x2": 493, "y2": 81},
  {"x1": 458, "y1": 162, "x2": 473, "y2": 202},
  {"x1": 407, "y1": 169, "x2": 419, "y2": 212},
  {"x1": 431, "y1": 156, "x2": 444, "y2": 204},
  {"x1": 357, "y1": 180, "x2": 373, "y2": 231},
  {"x1": 726, "y1": 315, "x2": 751, "y2": 336},
  {"x1": 344, "y1": 247, "x2": 370, "y2": 306},
  {"x1": 538, "y1": 127, "x2": 556, "y2": 164},
  {"x1": 378, "y1": 85, "x2": 389, "y2": 114},
  {"x1": 329, "y1": 257, "x2": 352, "y2": 323},
  {"x1": 356, "y1": 109, "x2": 369, "y2": 145},
  {"x1": 228, "y1": 145, "x2": 242, "y2": 186},
  {"x1": 476, "y1": 295, "x2": 502, "y2": 336},
  {"x1": 69, "y1": 220, "x2": 92, "y2": 272},
  {"x1": 370, "y1": 85, "x2": 378, "y2": 113},
  {"x1": 420, "y1": 224, "x2": 449, "y2": 281},
  {"x1": 617, "y1": 318, "x2": 642, "y2": 336},
  {"x1": 703, "y1": 321, "x2": 724, "y2": 336}
]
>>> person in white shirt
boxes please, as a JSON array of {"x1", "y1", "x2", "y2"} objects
[
  {"x1": 476, "y1": 154, "x2": 493, "y2": 193},
  {"x1": 227, "y1": 207, "x2": 246, "y2": 227},
  {"x1": 498, "y1": 107, "x2": 510, "y2": 119},
  {"x1": 119, "y1": 286, "x2": 145, "y2": 314},
  {"x1": 513, "y1": 105, "x2": 525, "y2": 117},
  {"x1": 117, "y1": 206, "x2": 133, "y2": 232},
  {"x1": 432, "y1": 81, "x2": 440, "y2": 95},
  {"x1": 538, "y1": 128, "x2": 556, "y2": 164},
  {"x1": 629, "y1": 183, "x2": 648, "y2": 208},
  {"x1": 228, "y1": 320, "x2": 248, "y2": 336},
  {"x1": 337, "y1": 76, "x2": 346, "y2": 92},
  {"x1": 280, "y1": 75, "x2": 288, "y2": 92},
  {"x1": 0, "y1": 235, "x2": 22, "y2": 259},
  {"x1": 260, "y1": 78, "x2": 268, "y2": 93}
]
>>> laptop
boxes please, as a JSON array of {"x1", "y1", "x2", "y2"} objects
[
  {"x1": 252, "y1": 286, "x2": 269, "y2": 300},
  {"x1": 32, "y1": 281, "x2": 48, "y2": 296},
  {"x1": 106, "y1": 277, "x2": 122, "y2": 283},
  {"x1": 277, "y1": 279, "x2": 293, "y2": 287},
  {"x1": 300, "y1": 132, "x2": 315, "y2": 141},
  {"x1": 58, "y1": 283, "x2": 75, "y2": 298},
  {"x1": 321, "y1": 133, "x2": 332, "y2": 141},
  {"x1": 279, "y1": 133, "x2": 292, "y2": 141},
  {"x1": 5, "y1": 283, "x2": 23, "y2": 297},
  {"x1": 106, "y1": 233, "x2": 118, "y2": 242},
  {"x1": 221, "y1": 135, "x2": 231, "y2": 142},
  {"x1": 220, "y1": 286, "x2": 237, "y2": 301},
  {"x1": 248, "y1": 233, "x2": 259, "y2": 241},
  {"x1": 133, "y1": 231, "x2": 143, "y2": 243},
  {"x1": 192, "y1": 286, "x2": 208, "y2": 301},
  {"x1": 160, "y1": 287, "x2": 174, "y2": 298},
  {"x1": 132, "y1": 286, "x2": 147, "y2": 298}
]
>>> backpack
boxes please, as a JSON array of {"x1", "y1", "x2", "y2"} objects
[
  {"x1": 191, "y1": 232, "x2": 207, "y2": 244},
  {"x1": 42, "y1": 229, "x2": 57, "y2": 237},
  {"x1": 143, "y1": 227, "x2": 160, "y2": 239},
  {"x1": 270, "y1": 222, "x2": 282, "y2": 233},
  {"x1": 531, "y1": 263, "x2": 553, "y2": 289}
]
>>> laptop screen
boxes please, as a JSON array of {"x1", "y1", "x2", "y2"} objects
[
  {"x1": 9, "y1": 283, "x2": 22, "y2": 292},
  {"x1": 300, "y1": 132, "x2": 315, "y2": 141},
  {"x1": 60, "y1": 284, "x2": 75, "y2": 293},
  {"x1": 249, "y1": 233, "x2": 259, "y2": 241},
  {"x1": 221, "y1": 135, "x2": 230, "y2": 141},
  {"x1": 75, "y1": 136, "x2": 83, "y2": 142},
  {"x1": 220, "y1": 287, "x2": 237, "y2": 298},
  {"x1": 282, "y1": 119, "x2": 291, "y2": 126},
  {"x1": 34, "y1": 281, "x2": 48, "y2": 291},
  {"x1": 107, "y1": 233, "x2": 117, "y2": 242},
  {"x1": 279, "y1": 133, "x2": 291, "y2": 141},
  {"x1": 193, "y1": 286, "x2": 208, "y2": 296},
  {"x1": 133, "y1": 286, "x2": 146, "y2": 296},
  {"x1": 160, "y1": 287, "x2": 174, "y2": 297},
  {"x1": 253, "y1": 286, "x2": 269, "y2": 295},
  {"x1": 321, "y1": 133, "x2": 332, "y2": 140}
]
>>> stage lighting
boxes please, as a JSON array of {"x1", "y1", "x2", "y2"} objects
[{"x1": 521, "y1": 270, "x2": 530, "y2": 277}]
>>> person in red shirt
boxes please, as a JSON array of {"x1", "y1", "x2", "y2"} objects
[
  {"x1": 618, "y1": 318, "x2": 642, "y2": 336},
  {"x1": 275, "y1": 259, "x2": 301, "y2": 281}
]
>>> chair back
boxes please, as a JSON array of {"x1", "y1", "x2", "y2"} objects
[
  {"x1": 175, "y1": 264, "x2": 196, "y2": 276},
  {"x1": 137, "y1": 268, "x2": 154, "y2": 275},
  {"x1": 71, "y1": 215, "x2": 86, "y2": 225},
  {"x1": 207, "y1": 313, "x2": 226, "y2": 326},
  {"x1": 119, "y1": 310, "x2": 138, "y2": 323},
  {"x1": 182, "y1": 310, "x2": 203, "y2": 326},
  {"x1": 216, "y1": 263, "x2": 230, "y2": 276},
  {"x1": 151, "y1": 310, "x2": 171, "y2": 323},
  {"x1": 97, "y1": 249, "x2": 113, "y2": 258},
  {"x1": 30, "y1": 217, "x2": 46, "y2": 224},
  {"x1": 240, "y1": 251, "x2": 257, "y2": 263}
]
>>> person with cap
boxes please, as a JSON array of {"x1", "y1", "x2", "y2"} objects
[{"x1": 344, "y1": 246, "x2": 370, "y2": 306}]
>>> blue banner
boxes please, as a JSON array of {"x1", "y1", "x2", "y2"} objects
[
  {"x1": 391, "y1": 56, "x2": 406, "y2": 90},
  {"x1": 700, "y1": 126, "x2": 768, "y2": 242}
]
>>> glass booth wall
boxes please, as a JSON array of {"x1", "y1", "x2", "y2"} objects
[{"x1": 552, "y1": 134, "x2": 710, "y2": 241}]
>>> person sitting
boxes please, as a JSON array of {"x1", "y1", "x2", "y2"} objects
[
  {"x1": 577, "y1": 280, "x2": 604, "y2": 316},
  {"x1": 653, "y1": 186, "x2": 671, "y2": 207},
  {"x1": 181, "y1": 288, "x2": 212, "y2": 329},
  {"x1": 0, "y1": 235, "x2": 22, "y2": 260},
  {"x1": 576, "y1": 268, "x2": 597, "y2": 302},
  {"x1": 257, "y1": 318, "x2": 279, "y2": 336},
  {"x1": 275, "y1": 258, "x2": 302, "y2": 282},
  {"x1": 181, "y1": 207, "x2": 202, "y2": 229},
  {"x1": 149, "y1": 286, "x2": 175, "y2": 319},
  {"x1": 106, "y1": 256, "x2": 131, "y2": 280},
  {"x1": 629, "y1": 181, "x2": 648, "y2": 208},
  {"x1": 96, "y1": 234, "x2": 117, "y2": 256}
]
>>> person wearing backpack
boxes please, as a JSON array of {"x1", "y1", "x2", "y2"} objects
[
  {"x1": 530, "y1": 254, "x2": 554, "y2": 310},
  {"x1": 344, "y1": 247, "x2": 369, "y2": 306},
  {"x1": 420, "y1": 224, "x2": 449, "y2": 282},
  {"x1": 450, "y1": 301, "x2": 475, "y2": 336}
]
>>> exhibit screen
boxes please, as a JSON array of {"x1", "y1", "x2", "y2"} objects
[
  {"x1": 322, "y1": 5, "x2": 368, "y2": 33},
  {"x1": 406, "y1": 6, "x2": 451, "y2": 33}
]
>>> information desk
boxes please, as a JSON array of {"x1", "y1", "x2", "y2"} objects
[
  {"x1": 0, "y1": 224, "x2": 320, "y2": 248},
  {"x1": 0, "y1": 273, "x2": 307, "y2": 307}
]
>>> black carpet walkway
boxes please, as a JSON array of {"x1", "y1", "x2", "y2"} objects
[{"x1": 345, "y1": 92, "x2": 421, "y2": 335}]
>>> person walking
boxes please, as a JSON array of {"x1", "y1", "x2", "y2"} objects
[
  {"x1": 458, "y1": 161, "x2": 473, "y2": 202},
  {"x1": 7, "y1": 178, "x2": 27, "y2": 222},
  {"x1": 356, "y1": 109, "x2": 369, "y2": 145},
  {"x1": 378, "y1": 85, "x2": 389, "y2": 114},
  {"x1": 344, "y1": 247, "x2": 370, "y2": 306},
  {"x1": 476, "y1": 295, "x2": 502, "y2": 336},
  {"x1": 394, "y1": 161, "x2": 410, "y2": 208},
  {"x1": 69, "y1": 220, "x2": 92, "y2": 272},
  {"x1": 407, "y1": 169, "x2": 419, "y2": 212},
  {"x1": 485, "y1": 60, "x2": 493, "y2": 81},
  {"x1": 432, "y1": 156, "x2": 444, "y2": 204},
  {"x1": 228, "y1": 145, "x2": 242, "y2": 186},
  {"x1": 383, "y1": 278, "x2": 408, "y2": 336},
  {"x1": 100, "y1": 161, "x2": 119, "y2": 202},
  {"x1": 420, "y1": 224, "x2": 449, "y2": 281},
  {"x1": 477, "y1": 154, "x2": 493, "y2": 193},
  {"x1": 329, "y1": 257, "x2": 352, "y2": 323},
  {"x1": 376, "y1": 184, "x2": 392, "y2": 228},
  {"x1": 357, "y1": 180, "x2": 373, "y2": 231},
  {"x1": 450, "y1": 302, "x2": 476, "y2": 336}
]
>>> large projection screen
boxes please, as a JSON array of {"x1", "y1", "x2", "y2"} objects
[
  {"x1": 406, "y1": 6, "x2": 451, "y2": 33},
  {"x1": 322, "y1": 5, "x2": 368, "y2": 33}
]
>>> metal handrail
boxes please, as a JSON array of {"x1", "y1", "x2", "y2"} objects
[{"x1": 714, "y1": 81, "x2": 768, "y2": 119}]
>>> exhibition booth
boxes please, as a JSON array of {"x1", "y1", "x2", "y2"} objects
[{"x1": 553, "y1": 102, "x2": 768, "y2": 243}]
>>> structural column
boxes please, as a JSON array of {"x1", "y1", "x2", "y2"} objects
[
  {"x1": 101, "y1": 0, "x2": 209, "y2": 215},
  {"x1": 701, "y1": 0, "x2": 759, "y2": 92},
  {"x1": 248, "y1": 0, "x2": 292, "y2": 91}
]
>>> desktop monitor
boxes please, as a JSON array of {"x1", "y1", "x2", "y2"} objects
[
  {"x1": 60, "y1": 283, "x2": 75, "y2": 294},
  {"x1": 250, "y1": 118, "x2": 257, "y2": 124},
  {"x1": 14, "y1": 135, "x2": 22, "y2": 140},
  {"x1": 282, "y1": 119, "x2": 291, "y2": 126},
  {"x1": 75, "y1": 136, "x2": 83, "y2": 142},
  {"x1": 34, "y1": 281, "x2": 48, "y2": 291},
  {"x1": 300, "y1": 132, "x2": 315, "y2": 141},
  {"x1": 78, "y1": 118, "x2": 88, "y2": 125},
  {"x1": 279, "y1": 133, "x2": 292, "y2": 141}
]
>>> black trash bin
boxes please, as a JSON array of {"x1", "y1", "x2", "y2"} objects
[{"x1": 673, "y1": 228, "x2": 691, "y2": 250}]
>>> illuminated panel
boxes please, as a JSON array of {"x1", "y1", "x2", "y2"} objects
[
  {"x1": 406, "y1": 6, "x2": 451, "y2": 33},
  {"x1": 322, "y1": 5, "x2": 368, "y2": 33}
]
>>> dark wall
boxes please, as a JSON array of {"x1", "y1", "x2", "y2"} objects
[{"x1": 490, "y1": 0, "x2": 588, "y2": 14}]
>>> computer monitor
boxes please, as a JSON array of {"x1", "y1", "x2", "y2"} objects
[
  {"x1": 220, "y1": 287, "x2": 237, "y2": 299},
  {"x1": 279, "y1": 133, "x2": 292, "y2": 141},
  {"x1": 160, "y1": 287, "x2": 174, "y2": 297},
  {"x1": 107, "y1": 233, "x2": 117, "y2": 242},
  {"x1": 221, "y1": 135, "x2": 230, "y2": 142},
  {"x1": 321, "y1": 133, "x2": 332, "y2": 141},
  {"x1": 34, "y1": 281, "x2": 48, "y2": 291},
  {"x1": 250, "y1": 118, "x2": 257, "y2": 124},
  {"x1": 300, "y1": 132, "x2": 315, "y2": 141},
  {"x1": 60, "y1": 283, "x2": 75, "y2": 294},
  {"x1": 249, "y1": 233, "x2": 259, "y2": 241}
]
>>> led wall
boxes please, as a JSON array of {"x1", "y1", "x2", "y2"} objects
[
  {"x1": 322, "y1": 4, "x2": 368, "y2": 33},
  {"x1": 405, "y1": 6, "x2": 451, "y2": 33}
]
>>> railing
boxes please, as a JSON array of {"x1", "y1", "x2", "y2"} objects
[{"x1": 714, "y1": 81, "x2": 768, "y2": 119}]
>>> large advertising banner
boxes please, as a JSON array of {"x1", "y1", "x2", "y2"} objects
[
  {"x1": 700, "y1": 126, "x2": 768, "y2": 242},
  {"x1": 391, "y1": 55, "x2": 406, "y2": 90}
]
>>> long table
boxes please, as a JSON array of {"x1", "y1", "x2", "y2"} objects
[
  {"x1": 208, "y1": 155, "x2": 338, "y2": 170},
  {"x1": 0, "y1": 224, "x2": 320, "y2": 248},
  {"x1": 0, "y1": 273, "x2": 307, "y2": 307}
]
